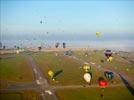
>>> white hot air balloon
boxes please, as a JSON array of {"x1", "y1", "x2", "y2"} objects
[{"x1": 83, "y1": 73, "x2": 91, "y2": 84}]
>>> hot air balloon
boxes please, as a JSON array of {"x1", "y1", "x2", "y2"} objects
[
  {"x1": 40, "y1": 20, "x2": 43, "y2": 24},
  {"x1": 48, "y1": 69, "x2": 63, "y2": 80},
  {"x1": 83, "y1": 63, "x2": 91, "y2": 72},
  {"x1": 98, "y1": 77, "x2": 108, "y2": 98},
  {"x1": 63, "y1": 42, "x2": 66, "y2": 48},
  {"x1": 64, "y1": 50, "x2": 73, "y2": 56},
  {"x1": 107, "y1": 56, "x2": 113, "y2": 62},
  {"x1": 83, "y1": 73, "x2": 92, "y2": 84},
  {"x1": 104, "y1": 50, "x2": 113, "y2": 62},
  {"x1": 16, "y1": 50, "x2": 20, "y2": 54},
  {"x1": 98, "y1": 77, "x2": 107, "y2": 89},
  {"x1": 104, "y1": 50, "x2": 112, "y2": 58},
  {"x1": 55, "y1": 42, "x2": 60, "y2": 48},
  {"x1": 96, "y1": 32, "x2": 101, "y2": 37},
  {"x1": 99, "y1": 79, "x2": 107, "y2": 88},
  {"x1": 104, "y1": 71, "x2": 114, "y2": 80},
  {"x1": 48, "y1": 70, "x2": 54, "y2": 79}
]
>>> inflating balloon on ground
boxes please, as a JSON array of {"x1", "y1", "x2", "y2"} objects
[
  {"x1": 48, "y1": 69, "x2": 63, "y2": 80},
  {"x1": 104, "y1": 71, "x2": 114, "y2": 80},
  {"x1": 98, "y1": 77, "x2": 108, "y2": 89},
  {"x1": 64, "y1": 50, "x2": 73, "y2": 56},
  {"x1": 48, "y1": 70, "x2": 54, "y2": 78},
  {"x1": 83, "y1": 73, "x2": 92, "y2": 84},
  {"x1": 82, "y1": 63, "x2": 91, "y2": 72}
]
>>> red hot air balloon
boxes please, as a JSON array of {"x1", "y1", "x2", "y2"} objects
[
  {"x1": 98, "y1": 77, "x2": 108, "y2": 88},
  {"x1": 99, "y1": 80, "x2": 107, "y2": 88},
  {"x1": 98, "y1": 77, "x2": 108, "y2": 98}
]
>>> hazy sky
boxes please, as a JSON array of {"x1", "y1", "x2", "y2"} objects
[{"x1": 0, "y1": 0, "x2": 134, "y2": 40}]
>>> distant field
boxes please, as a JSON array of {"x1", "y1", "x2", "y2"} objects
[
  {"x1": 56, "y1": 87, "x2": 134, "y2": 100},
  {"x1": 0, "y1": 53, "x2": 34, "y2": 88},
  {"x1": 0, "y1": 90, "x2": 40, "y2": 100},
  {"x1": 33, "y1": 51, "x2": 122, "y2": 85},
  {"x1": 74, "y1": 50, "x2": 134, "y2": 78}
]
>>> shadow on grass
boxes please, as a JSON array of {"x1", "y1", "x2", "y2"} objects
[{"x1": 119, "y1": 74, "x2": 134, "y2": 96}]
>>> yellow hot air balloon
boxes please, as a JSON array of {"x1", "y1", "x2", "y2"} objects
[
  {"x1": 83, "y1": 63, "x2": 91, "y2": 72},
  {"x1": 96, "y1": 32, "x2": 101, "y2": 37},
  {"x1": 107, "y1": 56, "x2": 113, "y2": 62},
  {"x1": 48, "y1": 70, "x2": 54, "y2": 78}
]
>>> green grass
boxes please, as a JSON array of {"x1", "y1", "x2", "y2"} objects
[
  {"x1": 74, "y1": 50, "x2": 134, "y2": 76},
  {"x1": 33, "y1": 52, "x2": 84, "y2": 85},
  {"x1": 0, "y1": 93, "x2": 22, "y2": 100},
  {"x1": 56, "y1": 87, "x2": 134, "y2": 100},
  {"x1": 33, "y1": 52, "x2": 122, "y2": 85},
  {"x1": 0, "y1": 50, "x2": 133, "y2": 100},
  {"x1": 0, "y1": 90, "x2": 40, "y2": 100},
  {"x1": 0, "y1": 53, "x2": 34, "y2": 88}
]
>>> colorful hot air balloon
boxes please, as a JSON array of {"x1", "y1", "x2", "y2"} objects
[
  {"x1": 96, "y1": 32, "x2": 101, "y2": 37},
  {"x1": 104, "y1": 71, "x2": 114, "y2": 80},
  {"x1": 83, "y1": 73, "x2": 91, "y2": 84}
]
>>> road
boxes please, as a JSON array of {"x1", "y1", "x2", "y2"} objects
[
  {"x1": 25, "y1": 53, "x2": 58, "y2": 100},
  {"x1": 0, "y1": 83, "x2": 127, "y2": 92}
]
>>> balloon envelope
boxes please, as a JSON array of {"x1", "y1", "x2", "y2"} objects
[
  {"x1": 16, "y1": 50, "x2": 19, "y2": 54},
  {"x1": 107, "y1": 57, "x2": 113, "y2": 62},
  {"x1": 96, "y1": 32, "x2": 101, "y2": 37},
  {"x1": 104, "y1": 50, "x2": 112, "y2": 58},
  {"x1": 99, "y1": 79, "x2": 107, "y2": 88},
  {"x1": 83, "y1": 64, "x2": 91, "y2": 72},
  {"x1": 48, "y1": 70, "x2": 54, "y2": 78},
  {"x1": 83, "y1": 73, "x2": 91, "y2": 83},
  {"x1": 104, "y1": 71, "x2": 114, "y2": 80}
]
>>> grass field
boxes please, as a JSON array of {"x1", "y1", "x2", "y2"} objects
[
  {"x1": 0, "y1": 50, "x2": 133, "y2": 100},
  {"x1": 0, "y1": 90, "x2": 40, "y2": 100},
  {"x1": 74, "y1": 50, "x2": 134, "y2": 76},
  {"x1": 56, "y1": 87, "x2": 134, "y2": 100},
  {"x1": 0, "y1": 53, "x2": 34, "y2": 88},
  {"x1": 33, "y1": 51, "x2": 122, "y2": 85},
  {"x1": 33, "y1": 52, "x2": 84, "y2": 85}
]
